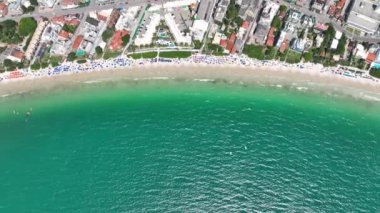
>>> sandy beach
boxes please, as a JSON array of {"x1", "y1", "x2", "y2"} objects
[{"x1": 1, "y1": 63, "x2": 380, "y2": 102}]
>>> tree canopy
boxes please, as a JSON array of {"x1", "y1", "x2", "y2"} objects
[
  {"x1": 102, "y1": 29, "x2": 114, "y2": 42},
  {"x1": 62, "y1": 24, "x2": 77, "y2": 34},
  {"x1": 67, "y1": 52, "x2": 77, "y2": 61},
  {"x1": 0, "y1": 20, "x2": 22, "y2": 44},
  {"x1": 271, "y1": 16, "x2": 282, "y2": 29},
  {"x1": 30, "y1": 0, "x2": 38, "y2": 6},
  {"x1": 122, "y1": 34, "x2": 130, "y2": 46},
  {"x1": 303, "y1": 51, "x2": 313, "y2": 62},
  {"x1": 335, "y1": 34, "x2": 346, "y2": 55},
  {"x1": 18, "y1": 17, "x2": 37, "y2": 37},
  {"x1": 95, "y1": 46, "x2": 103, "y2": 55}
]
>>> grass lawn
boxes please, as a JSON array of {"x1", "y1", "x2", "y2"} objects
[
  {"x1": 370, "y1": 69, "x2": 380, "y2": 79},
  {"x1": 284, "y1": 50, "x2": 302, "y2": 64},
  {"x1": 159, "y1": 51, "x2": 192, "y2": 58},
  {"x1": 243, "y1": 45, "x2": 265, "y2": 60},
  {"x1": 103, "y1": 51, "x2": 121, "y2": 60},
  {"x1": 129, "y1": 51, "x2": 158, "y2": 59}
]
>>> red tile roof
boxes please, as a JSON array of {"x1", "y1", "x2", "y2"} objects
[
  {"x1": 336, "y1": 0, "x2": 346, "y2": 8},
  {"x1": 367, "y1": 52, "x2": 376, "y2": 62},
  {"x1": 314, "y1": 22, "x2": 328, "y2": 31},
  {"x1": 328, "y1": 5, "x2": 336, "y2": 16},
  {"x1": 97, "y1": 14, "x2": 107, "y2": 22},
  {"x1": 226, "y1": 33, "x2": 236, "y2": 52},
  {"x1": 0, "y1": 2, "x2": 7, "y2": 10},
  {"x1": 279, "y1": 39, "x2": 287, "y2": 53},
  {"x1": 0, "y1": 3, "x2": 7, "y2": 16},
  {"x1": 10, "y1": 49, "x2": 24, "y2": 59},
  {"x1": 58, "y1": 30, "x2": 70, "y2": 40},
  {"x1": 219, "y1": 39, "x2": 227, "y2": 48},
  {"x1": 241, "y1": 21, "x2": 250, "y2": 29},
  {"x1": 67, "y1": 18, "x2": 80, "y2": 26},
  {"x1": 266, "y1": 27, "x2": 275, "y2": 47},
  {"x1": 62, "y1": 0, "x2": 79, "y2": 6},
  {"x1": 51, "y1": 16, "x2": 65, "y2": 24},
  {"x1": 72, "y1": 35, "x2": 83, "y2": 51},
  {"x1": 109, "y1": 30, "x2": 128, "y2": 51}
]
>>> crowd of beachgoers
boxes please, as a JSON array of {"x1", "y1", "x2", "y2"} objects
[{"x1": 0, "y1": 54, "x2": 379, "y2": 85}]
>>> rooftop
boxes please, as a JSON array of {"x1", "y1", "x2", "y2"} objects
[
  {"x1": 197, "y1": 0, "x2": 213, "y2": 21},
  {"x1": 72, "y1": 35, "x2": 84, "y2": 50},
  {"x1": 346, "y1": 0, "x2": 380, "y2": 34}
]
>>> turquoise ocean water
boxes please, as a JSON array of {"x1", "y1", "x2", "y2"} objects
[{"x1": 0, "y1": 80, "x2": 379, "y2": 211}]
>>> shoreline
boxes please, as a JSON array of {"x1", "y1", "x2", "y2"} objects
[{"x1": 1, "y1": 62, "x2": 380, "y2": 102}]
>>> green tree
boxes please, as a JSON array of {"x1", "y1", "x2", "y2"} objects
[
  {"x1": 234, "y1": 16, "x2": 244, "y2": 26},
  {"x1": 335, "y1": 34, "x2": 346, "y2": 55},
  {"x1": 279, "y1": 5, "x2": 287, "y2": 12},
  {"x1": 122, "y1": 34, "x2": 130, "y2": 46},
  {"x1": 265, "y1": 47, "x2": 277, "y2": 60},
  {"x1": 18, "y1": 17, "x2": 37, "y2": 37},
  {"x1": 62, "y1": 24, "x2": 77, "y2": 33},
  {"x1": 194, "y1": 40, "x2": 202, "y2": 49},
  {"x1": 95, "y1": 46, "x2": 103, "y2": 55},
  {"x1": 271, "y1": 16, "x2": 282, "y2": 29},
  {"x1": 226, "y1": 0, "x2": 239, "y2": 20},
  {"x1": 243, "y1": 45, "x2": 265, "y2": 60},
  {"x1": 31, "y1": 62, "x2": 41, "y2": 70},
  {"x1": 51, "y1": 61, "x2": 59, "y2": 67},
  {"x1": 0, "y1": 20, "x2": 22, "y2": 44},
  {"x1": 3, "y1": 59, "x2": 14, "y2": 68},
  {"x1": 67, "y1": 52, "x2": 77, "y2": 61},
  {"x1": 102, "y1": 29, "x2": 114, "y2": 42},
  {"x1": 30, "y1": 0, "x2": 38, "y2": 6},
  {"x1": 303, "y1": 51, "x2": 313, "y2": 62},
  {"x1": 21, "y1": 5, "x2": 35, "y2": 13}
]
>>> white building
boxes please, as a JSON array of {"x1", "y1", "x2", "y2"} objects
[
  {"x1": 115, "y1": 6, "x2": 140, "y2": 31},
  {"x1": 134, "y1": 13, "x2": 160, "y2": 46},
  {"x1": 164, "y1": 13, "x2": 191, "y2": 45},
  {"x1": 25, "y1": 20, "x2": 48, "y2": 61},
  {"x1": 354, "y1": 44, "x2": 368, "y2": 59},
  {"x1": 148, "y1": 0, "x2": 197, "y2": 11},
  {"x1": 330, "y1": 39, "x2": 339, "y2": 49},
  {"x1": 258, "y1": 1, "x2": 280, "y2": 26},
  {"x1": 37, "y1": 0, "x2": 57, "y2": 8},
  {"x1": 191, "y1": 19, "x2": 209, "y2": 41}
]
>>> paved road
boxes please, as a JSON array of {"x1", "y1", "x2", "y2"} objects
[
  {"x1": 277, "y1": 0, "x2": 380, "y2": 43},
  {"x1": 0, "y1": 0, "x2": 173, "y2": 22}
]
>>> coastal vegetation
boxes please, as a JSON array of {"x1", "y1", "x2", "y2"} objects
[
  {"x1": 77, "y1": 59, "x2": 87, "y2": 64},
  {"x1": 129, "y1": 52, "x2": 158, "y2": 59},
  {"x1": 67, "y1": 52, "x2": 77, "y2": 61},
  {"x1": 95, "y1": 46, "x2": 103, "y2": 56},
  {"x1": 122, "y1": 34, "x2": 130, "y2": 46},
  {"x1": 31, "y1": 62, "x2": 41, "y2": 70},
  {"x1": 244, "y1": 44, "x2": 302, "y2": 64},
  {"x1": 243, "y1": 45, "x2": 265, "y2": 60},
  {"x1": 103, "y1": 51, "x2": 121, "y2": 60},
  {"x1": 369, "y1": 68, "x2": 380, "y2": 79},
  {"x1": 205, "y1": 43, "x2": 225, "y2": 55},
  {"x1": 3, "y1": 59, "x2": 24, "y2": 71},
  {"x1": 159, "y1": 51, "x2": 192, "y2": 58}
]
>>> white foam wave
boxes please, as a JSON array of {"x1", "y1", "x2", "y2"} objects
[{"x1": 193, "y1": 79, "x2": 215, "y2": 82}]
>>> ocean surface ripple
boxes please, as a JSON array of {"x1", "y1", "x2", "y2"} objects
[{"x1": 0, "y1": 80, "x2": 379, "y2": 212}]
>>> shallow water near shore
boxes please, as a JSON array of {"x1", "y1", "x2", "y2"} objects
[{"x1": 0, "y1": 79, "x2": 379, "y2": 211}]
